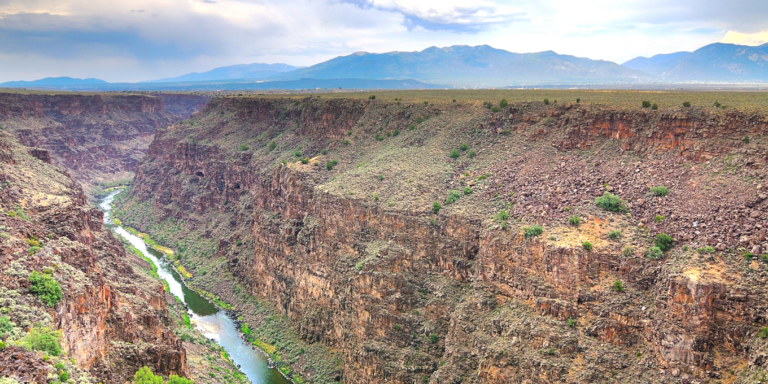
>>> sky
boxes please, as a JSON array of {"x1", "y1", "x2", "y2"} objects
[{"x1": 1, "y1": 0, "x2": 767, "y2": 82}]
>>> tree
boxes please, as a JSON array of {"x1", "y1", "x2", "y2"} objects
[
  {"x1": 29, "y1": 271, "x2": 62, "y2": 307},
  {"x1": 133, "y1": 367, "x2": 164, "y2": 384}
]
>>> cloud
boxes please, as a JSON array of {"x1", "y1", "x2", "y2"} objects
[
  {"x1": 722, "y1": 31, "x2": 768, "y2": 46},
  {"x1": 344, "y1": 0, "x2": 524, "y2": 32}
]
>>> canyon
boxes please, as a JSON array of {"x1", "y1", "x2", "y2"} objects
[{"x1": 111, "y1": 95, "x2": 768, "y2": 383}]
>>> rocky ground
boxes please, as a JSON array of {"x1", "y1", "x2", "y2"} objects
[{"x1": 109, "y1": 95, "x2": 767, "y2": 383}]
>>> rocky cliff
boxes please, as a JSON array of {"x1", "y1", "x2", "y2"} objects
[
  {"x1": 116, "y1": 96, "x2": 768, "y2": 383},
  {"x1": 152, "y1": 93, "x2": 212, "y2": 119},
  {"x1": 0, "y1": 131, "x2": 187, "y2": 383},
  {"x1": 0, "y1": 92, "x2": 183, "y2": 192}
]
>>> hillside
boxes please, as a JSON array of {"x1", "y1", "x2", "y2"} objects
[
  {"x1": 150, "y1": 63, "x2": 301, "y2": 83},
  {"x1": 115, "y1": 94, "x2": 768, "y2": 383}
]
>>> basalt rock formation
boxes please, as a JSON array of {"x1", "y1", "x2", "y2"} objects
[
  {"x1": 0, "y1": 130, "x2": 187, "y2": 383},
  {"x1": 117, "y1": 96, "x2": 768, "y2": 383},
  {"x1": 152, "y1": 93, "x2": 212, "y2": 119},
  {"x1": 0, "y1": 93, "x2": 189, "y2": 192}
]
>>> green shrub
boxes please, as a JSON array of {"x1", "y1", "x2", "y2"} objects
[
  {"x1": 460, "y1": 143, "x2": 469, "y2": 151},
  {"x1": 321, "y1": 149, "x2": 328, "y2": 155},
  {"x1": 432, "y1": 202, "x2": 441, "y2": 214},
  {"x1": 133, "y1": 367, "x2": 163, "y2": 384},
  {"x1": 29, "y1": 271, "x2": 62, "y2": 307},
  {"x1": 654, "y1": 215, "x2": 665, "y2": 223},
  {"x1": 378, "y1": 174, "x2": 384, "y2": 181},
  {"x1": 697, "y1": 246, "x2": 715, "y2": 254},
  {"x1": 239, "y1": 144, "x2": 249, "y2": 151},
  {"x1": 446, "y1": 190, "x2": 462, "y2": 205},
  {"x1": 268, "y1": 141, "x2": 277, "y2": 151},
  {"x1": 22, "y1": 326, "x2": 61, "y2": 356},
  {"x1": 594, "y1": 192, "x2": 627, "y2": 212},
  {"x1": 622, "y1": 246, "x2": 634, "y2": 257},
  {"x1": 758, "y1": 327, "x2": 768, "y2": 339},
  {"x1": 642, "y1": 101, "x2": 651, "y2": 108},
  {"x1": 368, "y1": 95, "x2": 375, "y2": 100},
  {"x1": 294, "y1": 151, "x2": 302, "y2": 157},
  {"x1": 373, "y1": 193, "x2": 379, "y2": 202},
  {"x1": 608, "y1": 230, "x2": 622, "y2": 240},
  {"x1": 300, "y1": 157, "x2": 309, "y2": 164},
  {"x1": 463, "y1": 187, "x2": 473, "y2": 195},
  {"x1": 495, "y1": 210, "x2": 509, "y2": 221},
  {"x1": 682, "y1": 101, "x2": 691, "y2": 107},
  {"x1": 375, "y1": 134, "x2": 384, "y2": 141},
  {"x1": 59, "y1": 372, "x2": 69, "y2": 382},
  {"x1": 652, "y1": 103, "x2": 658, "y2": 110},
  {"x1": 650, "y1": 186, "x2": 668, "y2": 196},
  {"x1": 408, "y1": 124, "x2": 416, "y2": 131},
  {"x1": 449, "y1": 149, "x2": 460, "y2": 159},
  {"x1": 430, "y1": 334, "x2": 439, "y2": 344},
  {"x1": 613, "y1": 280, "x2": 624, "y2": 292},
  {"x1": 524, "y1": 225, "x2": 543, "y2": 239},
  {"x1": 491, "y1": 107, "x2": 501, "y2": 112},
  {"x1": 543, "y1": 98, "x2": 550, "y2": 105},
  {"x1": 655, "y1": 233, "x2": 674, "y2": 251},
  {"x1": 343, "y1": 139, "x2": 350, "y2": 145},
  {"x1": 646, "y1": 246, "x2": 664, "y2": 260},
  {"x1": 392, "y1": 129, "x2": 400, "y2": 136},
  {"x1": 468, "y1": 150, "x2": 476, "y2": 158},
  {"x1": 0, "y1": 315, "x2": 14, "y2": 334},
  {"x1": 568, "y1": 215, "x2": 581, "y2": 226},
  {"x1": 576, "y1": 98, "x2": 580, "y2": 103},
  {"x1": 416, "y1": 117, "x2": 425, "y2": 124},
  {"x1": 744, "y1": 135, "x2": 750, "y2": 144},
  {"x1": 567, "y1": 317, "x2": 575, "y2": 327},
  {"x1": 582, "y1": 241, "x2": 593, "y2": 251},
  {"x1": 167, "y1": 375, "x2": 194, "y2": 384},
  {"x1": 347, "y1": 130, "x2": 353, "y2": 136}
]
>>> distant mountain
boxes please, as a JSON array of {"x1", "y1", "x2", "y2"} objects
[
  {"x1": 0, "y1": 77, "x2": 108, "y2": 87},
  {"x1": 622, "y1": 43, "x2": 768, "y2": 82},
  {"x1": 622, "y1": 52, "x2": 690, "y2": 73},
  {"x1": 271, "y1": 45, "x2": 654, "y2": 87},
  {"x1": 149, "y1": 63, "x2": 302, "y2": 83}
]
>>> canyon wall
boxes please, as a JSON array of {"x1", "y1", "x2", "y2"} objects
[
  {"x1": 0, "y1": 131, "x2": 187, "y2": 383},
  {"x1": 118, "y1": 97, "x2": 768, "y2": 383}
]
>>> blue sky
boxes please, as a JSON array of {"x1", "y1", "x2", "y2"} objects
[{"x1": 0, "y1": 0, "x2": 766, "y2": 82}]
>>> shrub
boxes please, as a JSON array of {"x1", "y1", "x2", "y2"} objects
[
  {"x1": 682, "y1": 101, "x2": 691, "y2": 107},
  {"x1": 655, "y1": 233, "x2": 674, "y2": 251},
  {"x1": 239, "y1": 144, "x2": 249, "y2": 151},
  {"x1": 650, "y1": 186, "x2": 668, "y2": 196},
  {"x1": 468, "y1": 150, "x2": 476, "y2": 158},
  {"x1": 393, "y1": 129, "x2": 400, "y2": 136},
  {"x1": 524, "y1": 225, "x2": 543, "y2": 239},
  {"x1": 568, "y1": 215, "x2": 581, "y2": 226},
  {"x1": 294, "y1": 151, "x2": 302, "y2": 157},
  {"x1": 347, "y1": 130, "x2": 353, "y2": 136},
  {"x1": 499, "y1": 99, "x2": 509, "y2": 108},
  {"x1": 483, "y1": 101, "x2": 493, "y2": 109},
  {"x1": 0, "y1": 315, "x2": 13, "y2": 334},
  {"x1": 449, "y1": 149, "x2": 460, "y2": 159},
  {"x1": 495, "y1": 210, "x2": 509, "y2": 221},
  {"x1": 375, "y1": 134, "x2": 384, "y2": 141},
  {"x1": 167, "y1": 376, "x2": 194, "y2": 384},
  {"x1": 491, "y1": 107, "x2": 501, "y2": 112},
  {"x1": 594, "y1": 192, "x2": 627, "y2": 212},
  {"x1": 416, "y1": 117, "x2": 425, "y2": 124},
  {"x1": 326, "y1": 161, "x2": 334, "y2": 170},
  {"x1": 759, "y1": 327, "x2": 768, "y2": 339},
  {"x1": 744, "y1": 135, "x2": 750, "y2": 144},
  {"x1": 133, "y1": 367, "x2": 163, "y2": 384},
  {"x1": 608, "y1": 230, "x2": 622, "y2": 240},
  {"x1": 622, "y1": 246, "x2": 634, "y2": 257},
  {"x1": 268, "y1": 141, "x2": 277, "y2": 151},
  {"x1": 29, "y1": 271, "x2": 62, "y2": 307},
  {"x1": 22, "y1": 326, "x2": 61, "y2": 356},
  {"x1": 432, "y1": 202, "x2": 441, "y2": 214},
  {"x1": 408, "y1": 124, "x2": 416, "y2": 131},
  {"x1": 378, "y1": 174, "x2": 384, "y2": 181},
  {"x1": 321, "y1": 149, "x2": 328, "y2": 155},
  {"x1": 642, "y1": 101, "x2": 651, "y2": 108},
  {"x1": 652, "y1": 103, "x2": 658, "y2": 110},
  {"x1": 430, "y1": 334, "x2": 439, "y2": 344},
  {"x1": 654, "y1": 215, "x2": 665, "y2": 223},
  {"x1": 446, "y1": 190, "x2": 462, "y2": 205},
  {"x1": 567, "y1": 317, "x2": 575, "y2": 327},
  {"x1": 460, "y1": 143, "x2": 469, "y2": 151},
  {"x1": 613, "y1": 280, "x2": 624, "y2": 292},
  {"x1": 463, "y1": 187, "x2": 473, "y2": 195},
  {"x1": 368, "y1": 95, "x2": 376, "y2": 100},
  {"x1": 646, "y1": 246, "x2": 664, "y2": 259},
  {"x1": 300, "y1": 157, "x2": 309, "y2": 164},
  {"x1": 373, "y1": 193, "x2": 379, "y2": 202},
  {"x1": 543, "y1": 98, "x2": 550, "y2": 105},
  {"x1": 59, "y1": 372, "x2": 69, "y2": 382},
  {"x1": 582, "y1": 241, "x2": 593, "y2": 251},
  {"x1": 576, "y1": 98, "x2": 580, "y2": 103},
  {"x1": 343, "y1": 139, "x2": 350, "y2": 145}
]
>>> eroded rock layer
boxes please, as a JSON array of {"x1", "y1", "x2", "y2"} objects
[{"x1": 117, "y1": 96, "x2": 768, "y2": 383}]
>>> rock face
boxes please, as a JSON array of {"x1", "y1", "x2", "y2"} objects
[
  {"x1": 152, "y1": 93, "x2": 212, "y2": 119},
  {"x1": 0, "y1": 93, "x2": 182, "y2": 190},
  {"x1": 0, "y1": 129, "x2": 187, "y2": 382},
  {"x1": 119, "y1": 97, "x2": 768, "y2": 383}
]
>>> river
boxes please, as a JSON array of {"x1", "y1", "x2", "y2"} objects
[{"x1": 100, "y1": 190, "x2": 290, "y2": 384}]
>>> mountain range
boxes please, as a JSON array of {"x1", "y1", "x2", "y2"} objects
[{"x1": 3, "y1": 42, "x2": 768, "y2": 90}]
